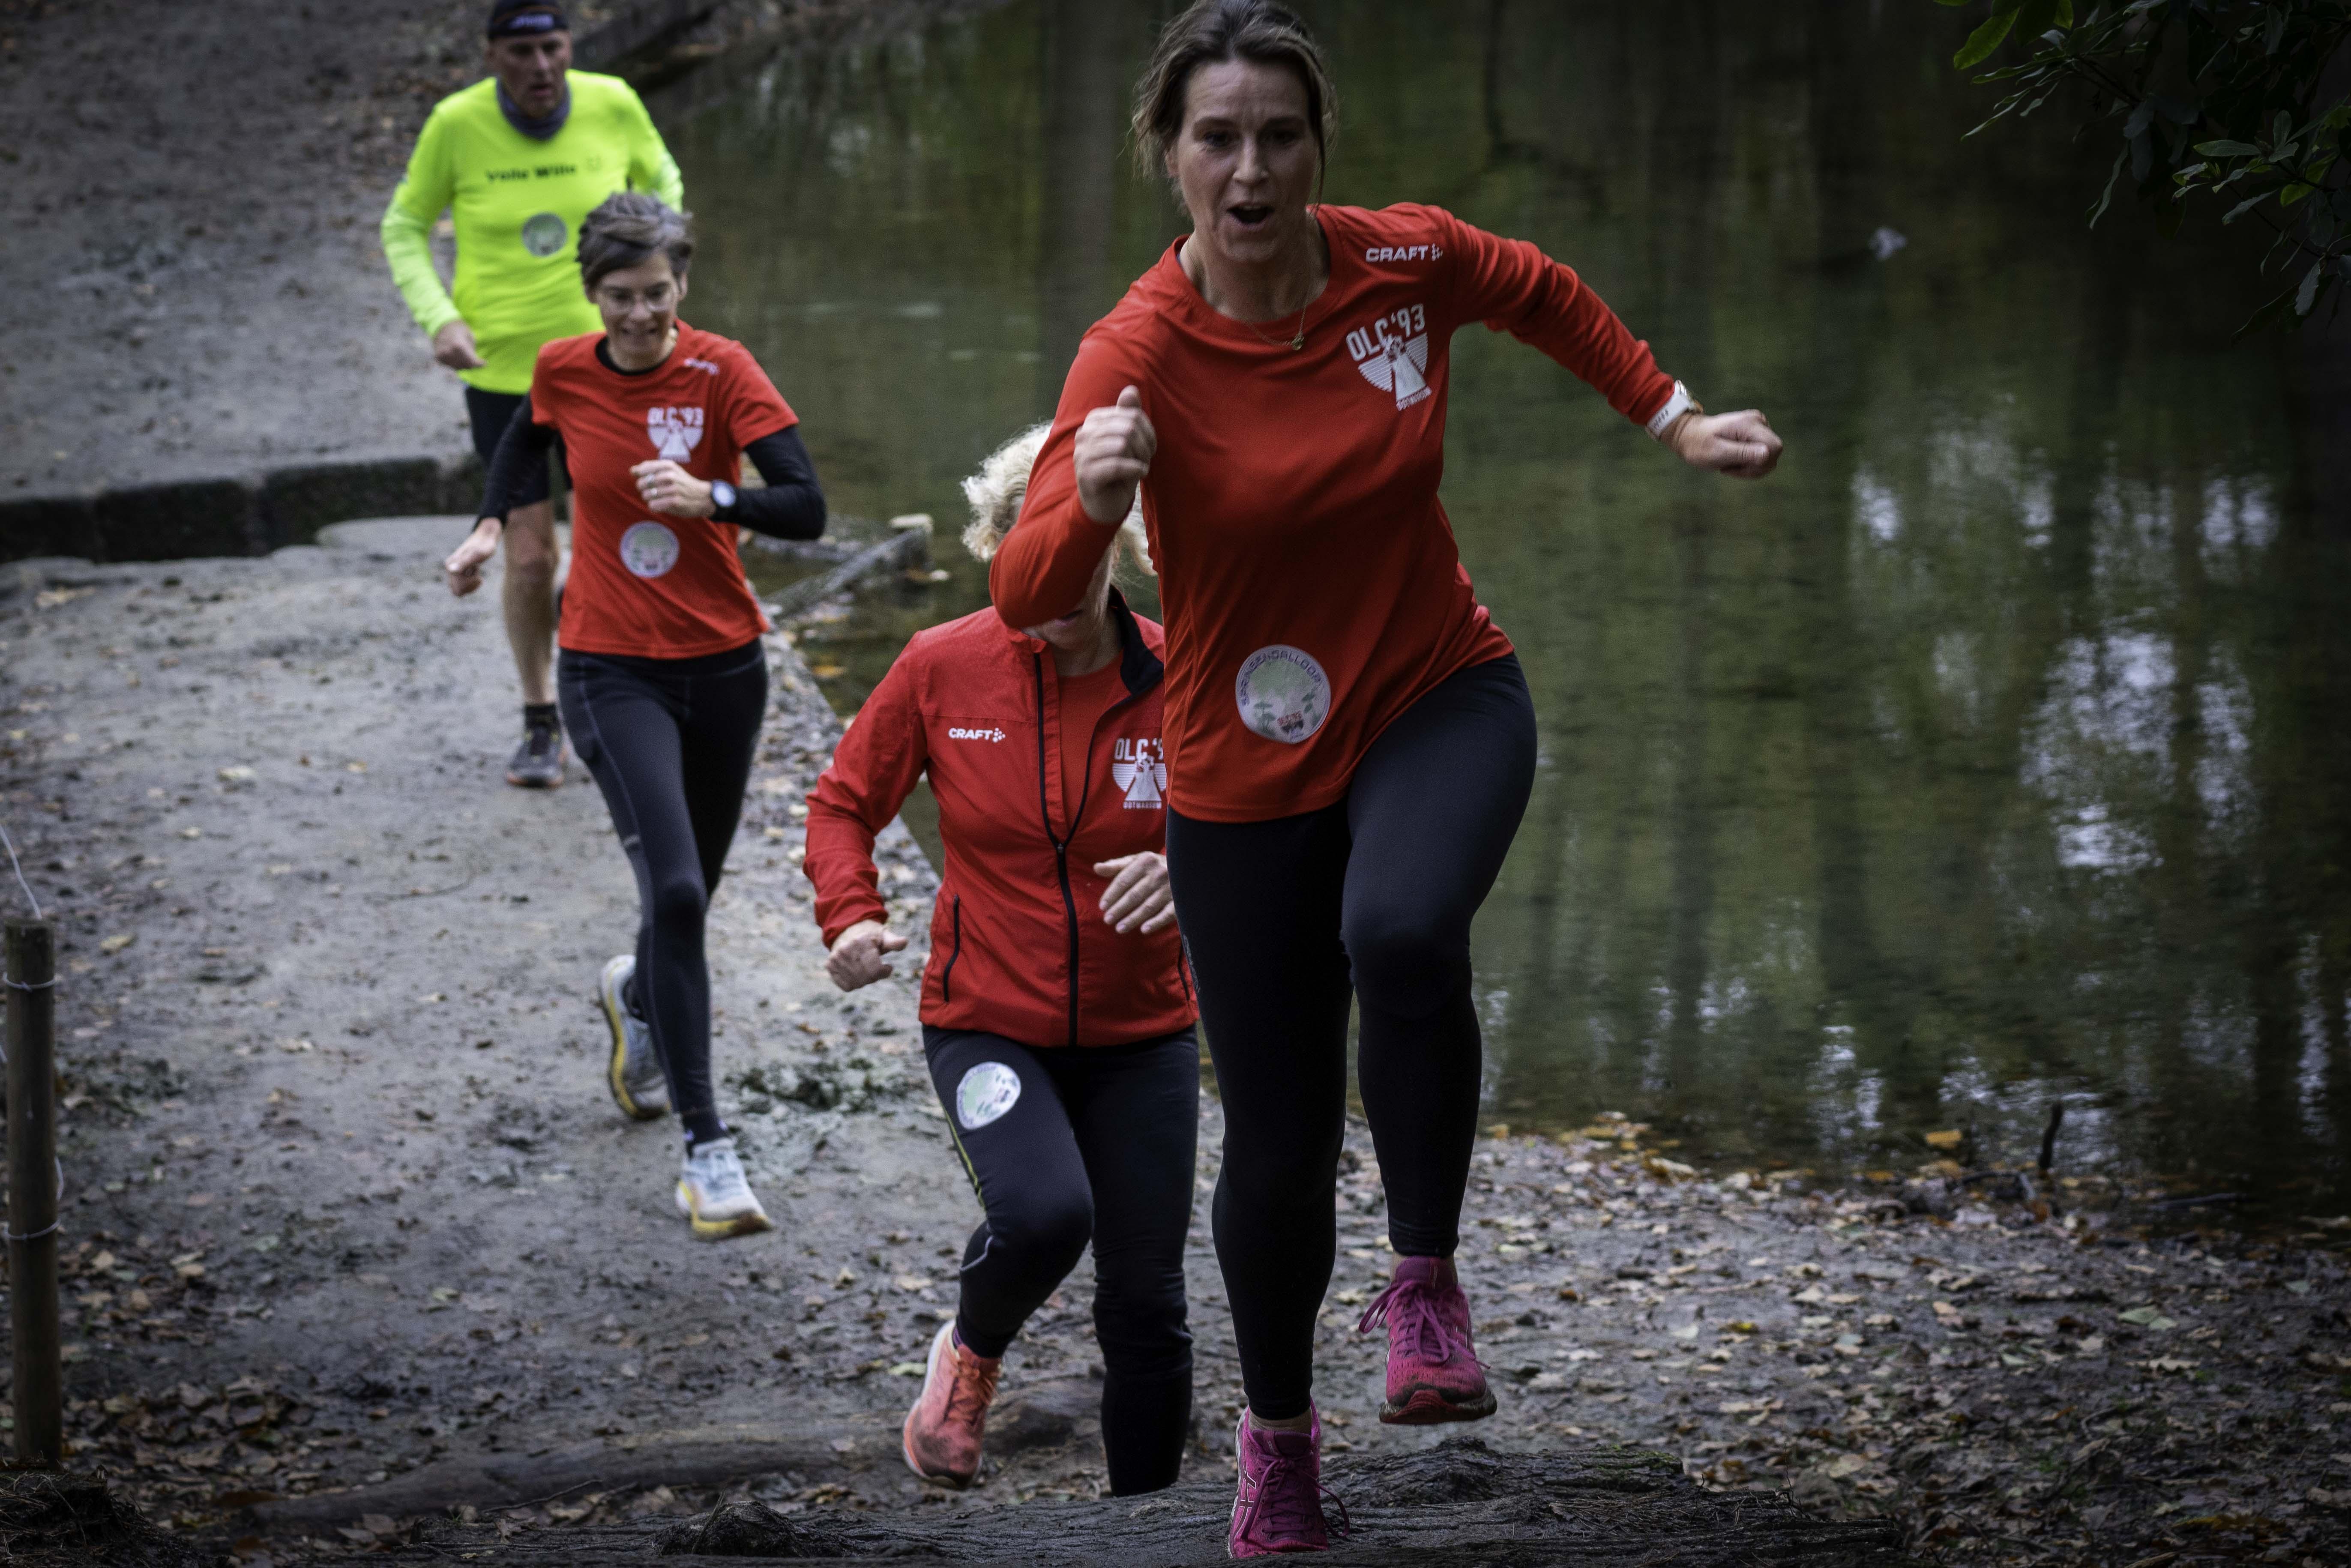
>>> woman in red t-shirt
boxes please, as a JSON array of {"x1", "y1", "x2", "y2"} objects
[
  {"x1": 470, "y1": 192, "x2": 826, "y2": 1241},
  {"x1": 805, "y1": 427, "x2": 1198, "y2": 1494},
  {"x1": 991, "y1": 3, "x2": 1781, "y2": 1553}
]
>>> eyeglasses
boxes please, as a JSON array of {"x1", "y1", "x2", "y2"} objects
[{"x1": 594, "y1": 283, "x2": 677, "y2": 313}]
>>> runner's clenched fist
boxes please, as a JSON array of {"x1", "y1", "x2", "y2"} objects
[
  {"x1": 632, "y1": 459, "x2": 716, "y2": 518},
  {"x1": 827, "y1": 919, "x2": 909, "y2": 991},
  {"x1": 1075, "y1": 386, "x2": 1157, "y2": 524},
  {"x1": 1665, "y1": 409, "x2": 1782, "y2": 480}
]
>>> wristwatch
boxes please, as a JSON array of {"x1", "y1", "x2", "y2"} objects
[
  {"x1": 1645, "y1": 381, "x2": 1701, "y2": 442},
  {"x1": 709, "y1": 479, "x2": 738, "y2": 519}
]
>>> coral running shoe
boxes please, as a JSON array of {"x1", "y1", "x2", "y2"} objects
[
  {"x1": 1229, "y1": 1406, "x2": 1346, "y2": 1558},
  {"x1": 674, "y1": 1138, "x2": 773, "y2": 1240},
  {"x1": 599, "y1": 955, "x2": 669, "y2": 1121},
  {"x1": 901, "y1": 1321, "x2": 1000, "y2": 1487},
  {"x1": 506, "y1": 707, "x2": 566, "y2": 788},
  {"x1": 1358, "y1": 1255, "x2": 1495, "y2": 1424}
]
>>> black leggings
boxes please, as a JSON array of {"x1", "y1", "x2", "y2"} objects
[
  {"x1": 923, "y1": 1025, "x2": 1198, "y2": 1495},
  {"x1": 1166, "y1": 653, "x2": 1535, "y2": 1422},
  {"x1": 559, "y1": 640, "x2": 768, "y2": 1146}
]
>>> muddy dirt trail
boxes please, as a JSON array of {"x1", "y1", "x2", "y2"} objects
[{"x1": 3, "y1": 536, "x2": 2350, "y2": 1568}]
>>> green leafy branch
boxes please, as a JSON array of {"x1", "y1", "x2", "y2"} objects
[{"x1": 1935, "y1": 0, "x2": 2351, "y2": 329}]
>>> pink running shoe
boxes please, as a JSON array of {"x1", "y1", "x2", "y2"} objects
[
  {"x1": 1229, "y1": 1407, "x2": 1347, "y2": 1558},
  {"x1": 901, "y1": 1321, "x2": 1000, "y2": 1487},
  {"x1": 1357, "y1": 1255, "x2": 1496, "y2": 1425}
]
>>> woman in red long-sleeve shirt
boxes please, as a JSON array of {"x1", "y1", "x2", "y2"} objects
[
  {"x1": 991, "y1": 3, "x2": 1781, "y2": 1553},
  {"x1": 804, "y1": 428, "x2": 1198, "y2": 1496}
]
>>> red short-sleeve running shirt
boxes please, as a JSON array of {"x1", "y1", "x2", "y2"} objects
[{"x1": 530, "y1": 322, "x2": 797, "y2": 658}]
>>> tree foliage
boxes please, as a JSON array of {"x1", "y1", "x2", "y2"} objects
[{"x1": 1940, "y1": 0, "x2": 2351, "y2": 328}]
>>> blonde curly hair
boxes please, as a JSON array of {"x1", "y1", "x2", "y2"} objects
[{"x1": 960, "y1": 423, "x2": 1153, "y2": 581}]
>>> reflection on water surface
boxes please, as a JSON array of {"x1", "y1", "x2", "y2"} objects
[{"x1": 665, "y1": 0, "x2": 2351, "y2": 1223}]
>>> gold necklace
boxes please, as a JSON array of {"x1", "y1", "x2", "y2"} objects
[
  {"x1": 1240, "y1": 284, "x2": 1315, "y2": 352},
  {"x1": 1189, "y1": 226, "x2": 1324, "y2": 351}
]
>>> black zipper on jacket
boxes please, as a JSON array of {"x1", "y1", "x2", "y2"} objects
[
  {"x1": 1034, "y1": 653, "x2": 1084, "y2": 1048},
  {"x1": 940, "y1": 895, "x2": 963, "y2": 1004},
  {"x1": 1032, "y1": 594, "x2": 1166, "y2": 1049}
]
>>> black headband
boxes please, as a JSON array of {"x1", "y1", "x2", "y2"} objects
[{"x1": 487, "y1": 4, "x2": 567, "y2": 40}]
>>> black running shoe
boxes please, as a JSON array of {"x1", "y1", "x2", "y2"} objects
[{"x1": 506, "y1": 707, "x2": 566, "y2": 789}]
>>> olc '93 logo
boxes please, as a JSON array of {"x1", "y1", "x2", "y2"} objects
[{"x1": 1347, "y1": 304, "x2": 1431, "y2": 411}]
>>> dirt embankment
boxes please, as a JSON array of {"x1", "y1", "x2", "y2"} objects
[
  {"x1": 0, "y1": 0, "x2": 1000, "y2": 520},
  {"x1": 3, "y1": 538, "x2": 2349, "y2": 1566},
  {"x1": 0, "y1": 0, "x2": 494, "y2": 500}
]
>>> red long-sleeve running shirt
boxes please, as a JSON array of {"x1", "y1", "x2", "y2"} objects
[{"x1": 992, "y1": 203, "x2": 1677, "y2": 823}]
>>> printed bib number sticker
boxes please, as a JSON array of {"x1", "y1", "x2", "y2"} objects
[
  {"x1": 618, "y1": 521, "x2": 681, "y2": 579},
  {"x1": 955, "y1": 1062, "x2": 1021, "y2": 1131},
  {"x1": 1235, "y1": 645, "x2": 1331, "y2": 745},
  {"x1": 520, "y1": 212, "x2": 569, "y2": 259}
]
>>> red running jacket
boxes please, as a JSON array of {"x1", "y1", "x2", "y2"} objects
[{"x1": 803, "y1": 594, "x2": 1195, "y2": 1048}]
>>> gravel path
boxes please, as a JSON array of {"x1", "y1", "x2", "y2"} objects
[{"x1": 5, "y1": 538, "x2": 2349, "y2": 1566}]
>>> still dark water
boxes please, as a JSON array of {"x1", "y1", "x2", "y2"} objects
[{"x1": 653, "y1": 1, "x2": 2351, "y2": 1221}]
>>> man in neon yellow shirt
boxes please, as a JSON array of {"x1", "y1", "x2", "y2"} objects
[{"x1": 382, "y1": 0, "x2": 683, "y2": 788}]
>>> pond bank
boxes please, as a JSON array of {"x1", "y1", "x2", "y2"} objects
[{"x1": 2, "y1": 539, "x2": 2348, "y2": 1566}]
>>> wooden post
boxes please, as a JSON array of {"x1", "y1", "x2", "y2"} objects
[
  {"x1": 887, "y1": 512, "x2": 935, "y2": 570},
  {"x1": 5, "y1": 917, "x2": 61, "y2": 1469}
]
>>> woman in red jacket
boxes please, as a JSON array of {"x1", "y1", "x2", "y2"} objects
[
  {"x1": 804, "y1": 426, "x2": 1197, "y2": 1496},
  {"x1": 991, "y1": 2, "x2": 1781, "y2": 1553}
]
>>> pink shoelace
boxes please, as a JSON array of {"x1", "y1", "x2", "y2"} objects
[
  {"x1": 1356, "y1": 1272, "x2": 1487, "y2": 1370},
  {"x1": 1236, "y1": 1442, "x2": 1349, "y2": 1545},
  {"x1": 941, "y1": 1341, "x2": 1000, "y2": 1429}
]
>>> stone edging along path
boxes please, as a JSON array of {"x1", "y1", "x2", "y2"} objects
[{"x1": 0, "y1": 454, "x2": 487, "y2": 569}]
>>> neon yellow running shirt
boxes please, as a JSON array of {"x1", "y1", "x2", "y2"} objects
[{"x1": 381, "y1": 72, "x2": 684, "y2": 394}]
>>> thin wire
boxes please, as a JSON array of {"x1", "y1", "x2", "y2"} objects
[
  {"x1": 0, "y1": 1160, "x2": 65, "y2": 1243},
  {"x1": 0, "y1": 821, "x2": 41, "y2": 920}
]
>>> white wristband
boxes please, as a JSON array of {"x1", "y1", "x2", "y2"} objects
[{"x1": 1645, "y1": 381, "x2": 1694, "y2": 441}]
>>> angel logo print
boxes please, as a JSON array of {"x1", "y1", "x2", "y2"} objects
[
  {"x1": 647, "y1": 405, "x2": 705, "y2": 461},
  {"x1": 1110, "y1": 736, "x2": 1166, "y2": 808},
  {"x1": 1347, "y1": 303, "x2": 1431, "y2": 411}
]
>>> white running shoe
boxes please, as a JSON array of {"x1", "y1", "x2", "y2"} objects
[
  {"x1": 599, "y1": 955, "x2": 669, "y2": 1121},
  {"x1": 676, "y1": 1138, "x2": 773, "y2": 1240}
]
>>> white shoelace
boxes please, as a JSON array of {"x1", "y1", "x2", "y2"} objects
[
  {"x1": 623, "y1": 1013, "x2": 659, "y2": 1077},
  {"x1": 687, "y1": 1140, "x2": 752, "y2": 1205}
]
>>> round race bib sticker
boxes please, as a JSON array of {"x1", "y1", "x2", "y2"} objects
[
  {"x1": 618, "y1": 521, "x2": 680, "y2": 578},
  {"x1": 955, "y1": 1062, "x2": 1022, "y2": 1131},
  {"x1": 520, "y1": 212, "x2": 568, "y2": 258},
  {"x1": 1235, "y1": 645, "x2": 1332, "y2": 745}
]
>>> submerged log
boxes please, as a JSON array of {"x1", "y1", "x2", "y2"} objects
[
  {"x1": 765, "y1": 515, "x2": 934, "y2": 623},
  {"x1": 369, "y1": 1438, "x2": 1917, "y2": 1566}
]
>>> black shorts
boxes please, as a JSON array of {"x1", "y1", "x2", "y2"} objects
[{"x1": 464, "y1": 385, "x2": 565, "y2": 504}]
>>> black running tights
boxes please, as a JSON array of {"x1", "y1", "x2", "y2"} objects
[
  {"x1": 923, "y1": 1025, "x2": 1198, "y2": 1495},
  {"x1": 559, "y1": 640, "x2": 767, "y2": 1146},
  {"x1": 1166, "y1": 654, "x2": 1535, "y2": 1422}
]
